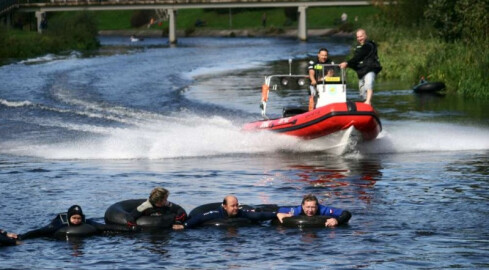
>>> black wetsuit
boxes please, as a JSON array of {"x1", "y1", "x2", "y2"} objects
[
  {"x1": 346, "y1": 40, "x2": 382, "y2": 79},
  {"x1": 184, "y1": 206, "x2": 277, "y2": 228},
  {"x1": 0, "y1": 230, "x2": 17, "y2": 246},
  {"x1": 19, "y1": 213, "x2": 134, "y2": 240},
  {"x1": 308, "y1": 58, "x2": 333, "y2": 85},
  {"x1": 126, "y1": 201, "x2": 187, "y2": 226}
]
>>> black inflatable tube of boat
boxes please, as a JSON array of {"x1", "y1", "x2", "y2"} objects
[
  {"x1": 53, "y1": 224, "x2": 97, "y2": 238},
  {"x1": 104, "y1": 199, "x2": 175, "y2": 228},
  {"x1": 413, "y1": 82, "x2": 446, "y2": 93}
]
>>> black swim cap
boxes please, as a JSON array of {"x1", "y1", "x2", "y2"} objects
[{"x1": 67, "y1": 205, "x2": 85, "y2": 224}]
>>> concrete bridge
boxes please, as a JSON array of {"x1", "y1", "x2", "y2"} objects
[{"x1": 2, "y1": 0, "x2": 372, "y2": 43}]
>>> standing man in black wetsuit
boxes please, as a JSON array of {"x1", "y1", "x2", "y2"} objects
[{"x1": 339, "y1": 29, "x2": 382, "y2": 105}]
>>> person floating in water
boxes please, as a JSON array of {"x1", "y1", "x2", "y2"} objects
[
  {"x1": 19, "y1": 205, "x2": 137, "y2": 240},
  {"x1": 184, "y1": 195, "x2": 291, "y2": 228},
  {"x1": 278, "y1": 194, "x2": 352, "y2": 227},
  {"x1": 1, "y1": 229, "x2": 19, "y2": 246},
  {"x1": 126, "y1": 187, "x2": 187, "y2": 230}
]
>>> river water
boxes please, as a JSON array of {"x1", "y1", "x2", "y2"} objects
[{"x1": 1, "y1": 36, "x2": 488, "y2": 269}]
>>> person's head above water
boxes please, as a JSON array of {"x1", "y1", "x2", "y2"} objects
[
  {"x1": 301, "y1": 194, "x2": 320, "y2": 216},
  {"x1": 149, "y1": 187, "x2": 169, "y2": 207},
  {"x1": 222, "y1": 195, "x2": 239, "y2": 217},
  {"x1": 67, "y1": 205, "x2": 85, "y2": 226}
]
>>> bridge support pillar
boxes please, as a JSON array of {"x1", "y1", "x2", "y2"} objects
[
  {"x1": 35, "y1": 11, "x2": 45, "y2": 33},
  {"x1": 2, "y1": 12, "x2": 12, "y2": 28},
  {"x1": 298, "y1": 6, "x2": 307, "y2": 41},
  {"x1": 168, "y1": 8, "x2": 177, "y2": 44}
]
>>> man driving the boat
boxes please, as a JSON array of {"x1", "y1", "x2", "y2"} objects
[{"x1": 308, "y1": 48, "x2": 332, "y2": 109}]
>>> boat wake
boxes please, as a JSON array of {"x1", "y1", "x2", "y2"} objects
[{"x1": 358, "y1": 121, "x2": 489, "y2": 154}]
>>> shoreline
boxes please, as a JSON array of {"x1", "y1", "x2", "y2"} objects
[{"x1": 98, "y1": 28, "x2": 354, "y2": 38}]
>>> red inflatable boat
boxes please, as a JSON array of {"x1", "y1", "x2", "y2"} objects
[
  {"x1": 242, "y1": 101, "x2": 381, "y2": 141},
  {"x1": 243, "y1": 63, "x2": 382, "y2": 143}
]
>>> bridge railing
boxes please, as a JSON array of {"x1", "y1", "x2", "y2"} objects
[
  {"x1": 16, "y1": 0, "x2": 335, "y2": 5},
  {"x1": 1, "y1": 0, "x2": 19, "y2": 16}
]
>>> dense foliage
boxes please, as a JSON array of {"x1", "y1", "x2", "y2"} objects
[
  {"x1": 368, "y1": 0, "x2": 489, "y2": 97},
  {"x1": 0, "y1": 11, "x2": 99, "y2": 63}
]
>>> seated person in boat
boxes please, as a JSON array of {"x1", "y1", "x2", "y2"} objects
[
  {"x1": 126, "y1": 187, "x2": 187, "y2": 230},
  {"x1": 325, "y1": 68, "x2": 335, "y2": 78},
  {"x1": 184, "y1": 195, "x2": 291, "y2": 228},
  {"x1": 1, "y1": 229, "x2": 19, "y2": 246},
  {"x1": 19, "y1": 205, "x2": 137, "y2": 240},
  {"x1": 278, "y1": 194, "x2": 352, "y2": 227}
]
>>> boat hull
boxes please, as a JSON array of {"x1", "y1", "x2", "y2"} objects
[{"x1": 243, "y1": 101, "x2": 382, "y2": 141}]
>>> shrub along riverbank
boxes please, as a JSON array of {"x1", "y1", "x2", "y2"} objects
[
  {"x1": 366, "y1": 0, "x2": 489, "y2": 98},
  {"x1": 0, "y1": 11, "x2": 98, "y2": 64},
  {"x1": 367, "y1": 23, "x2": 488, "y2": 98}
]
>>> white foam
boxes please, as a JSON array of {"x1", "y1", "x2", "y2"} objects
[
  {"x1": 359, "y1": 121, "x2": 489, "y2": 154},
  {"x1": 0, "y1": 113, "x2": 300, "y2": 159},
  {"x1": 3, "y1": 117, "x2": 488, "y2": 159},
  {"x1": 0, "y1": 99, "x2": 32, "y2": 107}
]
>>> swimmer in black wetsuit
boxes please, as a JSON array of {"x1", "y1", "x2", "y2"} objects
[
  {"x1": 184, "y1": 195, "x2": 291, "y2": 228},
  {"x1": 126, "y1": 187, "x2": 187, "y2": 230},
  {"x1": 0, "y1": 229, "x2": 19, "y2": 246},
  {"x1": 19, "y1": 205, "x2": 137, "y2": 240}
]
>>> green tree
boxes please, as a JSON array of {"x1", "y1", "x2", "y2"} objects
[
  {"x1": 46, "y1": 11, "x2": 99, "y2": 50},
  {"x1": 377, "y1": 0, "x2": 428, "y2": 26},
  {"x1": 424, "y1": 0, "x2": 488, "y2": 42}
]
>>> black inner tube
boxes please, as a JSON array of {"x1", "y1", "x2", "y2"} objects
[
  {"x1": 188, "y1": 203, "x2": 278, "y2": 227},
  {"x1": 104, "y1": 199, "x2": 175, "y2": 228},
  {"x1": 413, "y1": 82, "x2": 446, "y2": 93},
  {"x1": 53, "y1": 224, "x2": 97, "y2": 239},
  {"x1": 272, "y1": 215, "x2": 331, "y2": 228}
]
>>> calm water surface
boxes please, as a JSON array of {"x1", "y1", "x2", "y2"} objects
[{"x1": 1, "y1": 36, "x2": 488, "y2": 269}]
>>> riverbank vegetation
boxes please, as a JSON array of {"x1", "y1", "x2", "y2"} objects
[
  {"x1": 95, "y1": 6, "x2": 373, "y2": 32},
  {"x1": 1, "y1": 2, "x2": 487, "y2": 98},
  {"x1": 366, "y1": 0, "x2": 488, "y2": 97},
  {"x1": 0, "y1": 11, "x2": 98, "y2": 64}
]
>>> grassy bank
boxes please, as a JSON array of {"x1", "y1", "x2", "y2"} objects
[
  {"x1": 362, "y1": 22, "x2": 489, "y2": 98},
  {"x1": 0, "y1": 11, "x2": 99, "y2": 64}
]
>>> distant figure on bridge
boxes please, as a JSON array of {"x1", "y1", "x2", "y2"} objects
[
  {"x1": 40, "y1": 13, "x2": 47, "y2": 30},
  {"x1": 148, "y1": 17, "x2": 155, "y2": 29},
  {"x1": 262, "y1": 12, "x2": 267, "y2": 27},
  {"x1": 195, "y1": 19, "x2": 206, "y2": 27},
  {"x1": 341, "y1": 12, "x2": 347, "y2": 23}
]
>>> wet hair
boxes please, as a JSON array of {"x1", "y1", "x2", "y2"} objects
[
  {"x1": 149, "y1": 187, "x2": 169, "y2": 205},
  {"x1": 301, "y1": 194, "x2": 319, "y2": 205},
  {"x1": 318, "y1": 48, "x2": 329, "y2": 54}
]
